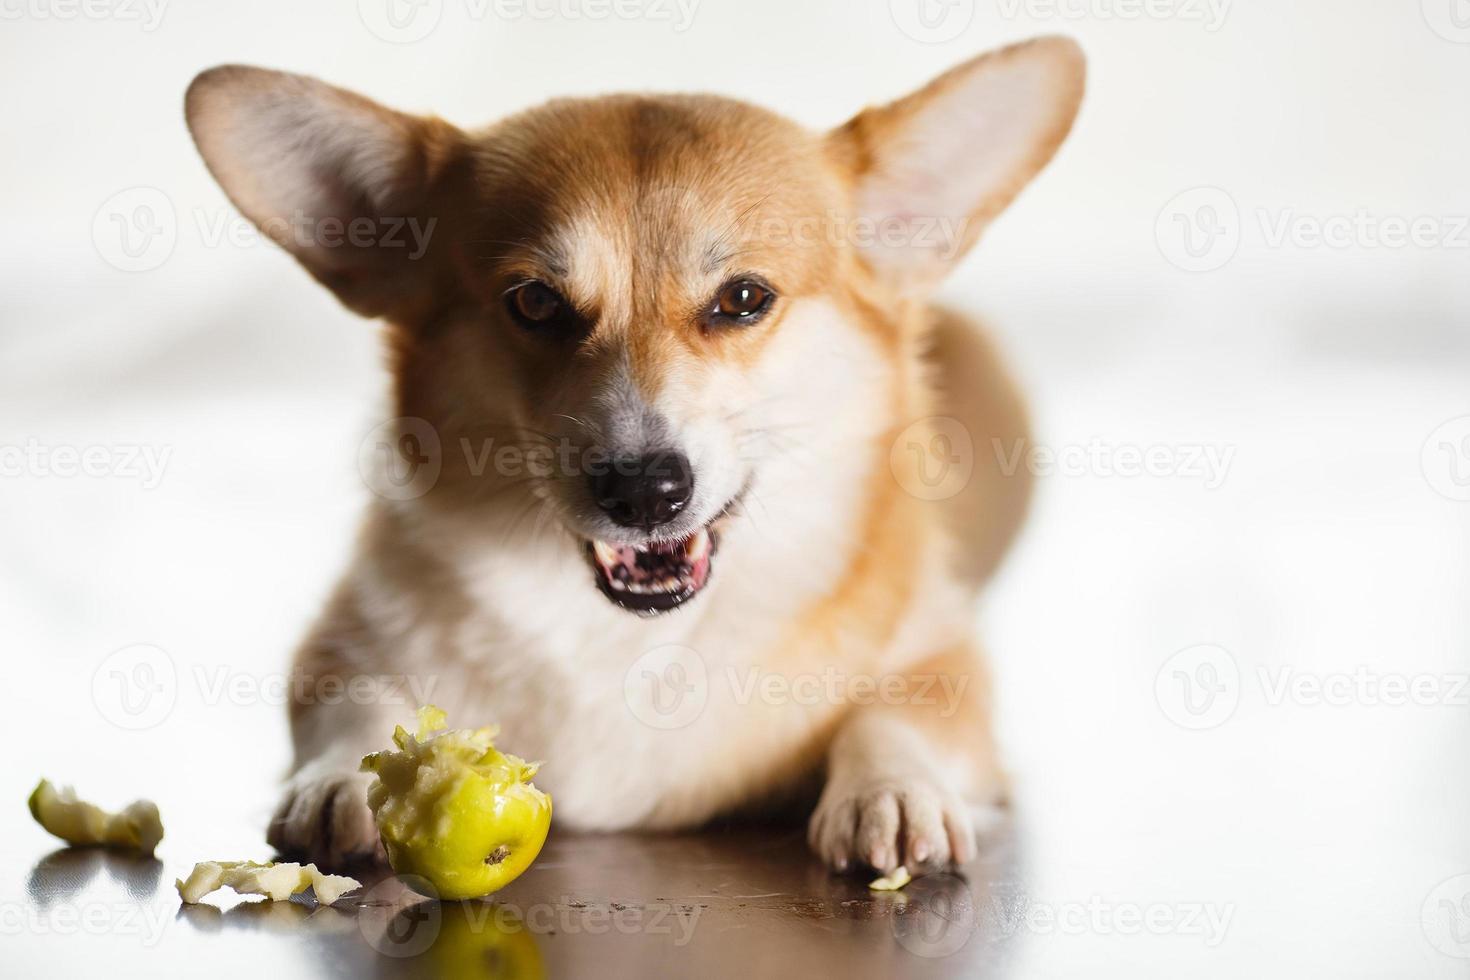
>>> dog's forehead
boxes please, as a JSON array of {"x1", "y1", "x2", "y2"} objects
[{"x1": 469, "y1": 94, "x2": 842, "y2": 301}]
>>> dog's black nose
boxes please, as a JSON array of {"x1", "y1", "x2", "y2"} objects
[{"x1": 591, "y1": 451, "x2": 694, "y2": 530}]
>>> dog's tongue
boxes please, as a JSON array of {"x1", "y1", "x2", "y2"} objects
[{"x1": 592, "y1": 528, "x2": 712, "y2": 597}]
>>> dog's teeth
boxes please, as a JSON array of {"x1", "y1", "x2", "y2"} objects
[
  {"x1": 610, "y1": 578, "x2": 627, "y2": 592},
  {"x1": 686, "y1": 529, "x2": 710, "y2": 561},
  {"x1": 593, "y1": 540, "x2": 619, "y2": 565}
]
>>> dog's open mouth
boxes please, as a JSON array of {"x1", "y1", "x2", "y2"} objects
[{"x1": 586, "y1": 527, "x2": 716, "y2": 615}]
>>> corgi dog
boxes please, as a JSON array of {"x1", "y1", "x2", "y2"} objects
[{"x1": 185, "y1": 36, "x2": 1084, "y2": 874}]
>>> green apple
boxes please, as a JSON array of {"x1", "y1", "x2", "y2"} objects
[{"x1": 361, "y1": 706, "x2": 552, "y2": 900}]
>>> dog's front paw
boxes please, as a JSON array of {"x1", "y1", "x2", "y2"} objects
[
  {"x1": 267, "y1": 766, "x2": 382, "y2": 869},
  {"x1": 808, "y1": 775, "x2": 977, "y2": 874}
]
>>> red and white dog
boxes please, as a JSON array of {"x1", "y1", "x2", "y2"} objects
[{"x1": 185, "y1": 36, "x2": 1084, "y2": 874}]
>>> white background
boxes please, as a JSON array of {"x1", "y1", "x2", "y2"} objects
[{"x1": 3, "y1": 1, "x2": 1470, "y2": 976}]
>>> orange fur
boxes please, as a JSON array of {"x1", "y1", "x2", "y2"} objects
[{"x1": 185, "y1": 37, "x2": 1086, "y2": 873}]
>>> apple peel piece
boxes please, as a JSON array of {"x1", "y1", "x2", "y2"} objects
[
  {"x1": 175, "y1": 860, "x2": 360, "y2": 906},
  {"x1": 29, "y1": 779, "x2": 164, "y2": 856},
  {"x1": 868, "y1": 866, "x2": 913, "y2": 891}
]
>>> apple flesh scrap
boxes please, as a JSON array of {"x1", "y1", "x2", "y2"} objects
[
  {"x1": 868, "y1": 866, "x2": 913, "y2": 891},
  {"x1": 361, "y1": 705, "x2": 552, "y2": 901},
  {"x1": 29, "y1": 779, "x2": 164, "y2": 857},
  {"x1": 175, "y1": 860, "x2": 360, "y2": 905}
]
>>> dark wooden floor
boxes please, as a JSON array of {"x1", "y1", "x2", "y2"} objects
[{"x1": 20, "y1": 824, "x2": 1016, "y2": 979}]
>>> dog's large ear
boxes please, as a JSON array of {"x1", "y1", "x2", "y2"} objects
[
  {"x1": 828, "y1": 36, "x2": 1085, "y2": 292},
  {"x1": 185, "y1": 65, "x2": 468, "y2": 321}
]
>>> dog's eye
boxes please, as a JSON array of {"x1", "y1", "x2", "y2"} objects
[
  {"x1": 708, "y1": 280, "x2": 775, "y2": 326},
  {"x1": 505, "y1": 281, "x2": 569, "y2": 329}
]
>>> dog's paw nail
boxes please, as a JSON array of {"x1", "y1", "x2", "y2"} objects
[
  {"x1": 911, "y1": 842, "x2": 930, "y2": 863},
  {"x1": 834, "y1": 857, "x2": 848, "y2": 872}
]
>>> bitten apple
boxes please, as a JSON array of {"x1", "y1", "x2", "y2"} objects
[{"x1": 360, "y1": 706, "x2": 552, "y2": 900}]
